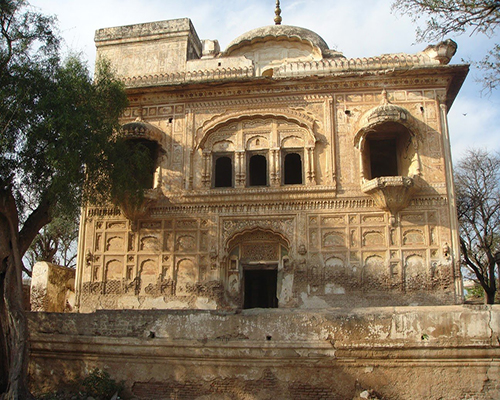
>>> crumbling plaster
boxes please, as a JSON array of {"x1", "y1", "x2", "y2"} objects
[{"x1": 29, "y1": 305, "x2": 500, "y2": 399}]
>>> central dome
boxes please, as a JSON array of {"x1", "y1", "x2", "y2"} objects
[{"x1": 225, "y1": 25, "x2": 330, "y2": 56}]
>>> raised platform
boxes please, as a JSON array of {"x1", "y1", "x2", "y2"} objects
[{"x1": 28, "y1": 305, "x2": 500, "y2": 399}]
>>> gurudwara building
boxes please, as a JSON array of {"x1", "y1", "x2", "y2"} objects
[
  {"x1": 29, "y1": 4, "x2": 500, "y2": 400},
  {"x1": 74, "y1": 7, "x2": 466, "y2": 313}
]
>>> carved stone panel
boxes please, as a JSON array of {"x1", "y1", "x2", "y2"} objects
[
  {"x1": 105, "y1": 235, "x2": 125, "y2": 252},
  {"x1": 362, "y1": 230, "x2": 385, "y2": 247},
  {"x1": 139, "y1": 257, "x2": 160, "y2": 295},
  {"x1": 241, "y1": 243, "x2": 279, "y2": 262},
  {"x1": 322, "y1": 230, "x2": 346, "y2": 248},
  {"x1": 363, "y1": 254, "x2": 387, "y2": 287},
  {"x1": 175, "y1": 258, "x2": 197, "y2": 295},
  {"x1": 404, "y1": 253, "x2": 427, "y2": 291},
  {"x1": 175, "y1": 233, "x2": 197, "y2": 252},
  {"x1": 105, "y1": 259, "x2": 123, "y2": 281},
  {"x1": 140, "y1": 235, "x2": 161, "y2": 252},
  {"x1": 402, "y1": 229, "x2": 425, "y2": 246}
]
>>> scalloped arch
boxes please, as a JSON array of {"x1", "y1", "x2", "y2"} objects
[
  {"x1": 195, "y1": 109, "x2": 317, "y2": 151},
  {"x1": 353, "y1": 104, "x2": 419, "y2": 148}
]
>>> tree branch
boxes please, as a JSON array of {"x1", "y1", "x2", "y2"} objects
[{"x1": 18, "y1": 194, "x2": 52, "y2": 257}]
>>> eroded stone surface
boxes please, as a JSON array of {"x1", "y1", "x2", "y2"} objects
[
  {"x1": 30, "y1": 262, "x2": 75, "y2": 312},
  {"x1": 28, "y1": 306, "x2": 500, "y2": 399}
]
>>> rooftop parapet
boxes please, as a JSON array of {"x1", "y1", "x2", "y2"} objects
[{"x1": 94, "y1": 17, "x2": 459, "y2": 89}]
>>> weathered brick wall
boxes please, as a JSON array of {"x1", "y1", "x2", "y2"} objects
[{"x1": 28, "y1": 305, "x2": 500, "y2": 400}]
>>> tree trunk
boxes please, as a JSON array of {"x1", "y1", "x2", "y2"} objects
[
  {"x1": 0, "y1": 275, "x2": 9, "y2": 394},
  {"x1": 1, "y1": 255, "x2": 32, "y2": 400},
  {"x1": 0, "y1": 203, "x2": 34, "y2": 399},
  {"x1": 485, "y1": 288, "x2": 496, "y2": 305}
]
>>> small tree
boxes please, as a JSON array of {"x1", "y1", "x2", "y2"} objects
[
  {"x1": 455, "y1": 149, "x2": 500, "y2": 304},
  {"x1": 392, "y1": 0, "x2": 500, "y2": 91}
]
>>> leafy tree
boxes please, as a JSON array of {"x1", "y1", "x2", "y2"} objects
[
  {"x1": 455, "y1": 149, "x2": 500, "y2": 304},
  {"x1": 0, "y1": 1, "x2": 149, "y2": 398},
  {"x1": 392, "y1": 0, "x2": 500, "y2": 91}
]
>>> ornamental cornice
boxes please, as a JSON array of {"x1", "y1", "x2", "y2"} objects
[
  {"x1": 126, "y1": 73, "x2": 454, "y2": 104},
  {"x1": 122, "y1": 65, "x2": 255, "y2": 88},
  {"x1": 148, "y1": 198, "x2": 377, "y2": 216},
  {"x1": 188, "y1": 94, "x2": 331, "y2": 109},
  {"x1": 85, "y1": 195, "x2": 448, "y2": 220}
]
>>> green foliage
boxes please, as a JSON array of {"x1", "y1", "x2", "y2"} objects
[
  {"x1": 392, "y1": 0, "x2": 500, "y2": 91},
  {"x1": 479, "y1": 43, "x2": 500, "y2": 92},
  {"x1": 80, "y1": 368, "x2": 124, "y2": 400},
  {"x1": 465, "y1": 284, "x2": 485, "y2": 300},
  {"x1": 392, "y1": 1, "x2": 500, "y2": 39},
  {"x1": 0, "y1": 0, "x2": 150, "y2": 237},
  {"x1": 36, "y1": 368, "x2": 124, "y2": 400},
  {"x1": 0, "y1": 1, "x2": 150, "y2": 397}
]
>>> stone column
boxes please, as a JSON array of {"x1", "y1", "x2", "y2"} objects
[{"x1": 31, "y1": 262, "x2": 76, "y2": 312}]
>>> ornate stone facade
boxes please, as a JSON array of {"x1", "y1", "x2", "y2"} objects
[{"x1": 75, "y1": 17, "x2": 467, "y2": 312}]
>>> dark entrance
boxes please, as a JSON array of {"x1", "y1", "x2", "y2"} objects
[
  {"x1": 369, "y1": 138, "x2": 398, "y2": 178},
  {"x1": 243, "y1": 266, "x2": 278, "y2": 309}
]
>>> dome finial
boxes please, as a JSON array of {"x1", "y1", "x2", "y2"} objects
[{"x1": 274, "y1": 0, "x2": 282, "y2": 25}]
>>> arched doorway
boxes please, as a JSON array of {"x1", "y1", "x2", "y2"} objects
[{"x1": 226, "y1": 228, "x2": 289, "y2": 309}]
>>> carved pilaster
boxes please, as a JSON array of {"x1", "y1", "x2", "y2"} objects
[
  {"x1": 306, "y1": 146, "x2": 316, "y2": 185},
  {"x1": 235, "y1": 150, "x2": 245, "y2": 187},
  {"x1": 202, "y1": 151, "x2": 211, "y2": 188},
  {"x1": 270, "y1": 148, "x2": 280, "y2": 186}
]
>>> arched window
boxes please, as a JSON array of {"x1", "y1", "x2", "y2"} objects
[
  {"x1": 362, "y1": 122, "x2": 413, "y2": 180},
  {"x1": 248, "y1": 154, "x2": 267, "y2": 186},
  {"x1": 283, "y1": 152, "x2": 303, "y2": 184},
  {"x1": 214, "y1": 156, "x2": 233, "y2": 187}
]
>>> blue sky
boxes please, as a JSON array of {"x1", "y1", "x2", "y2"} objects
[{"x1": 29, "y1": 0, "x2": 500, "y2": 162}]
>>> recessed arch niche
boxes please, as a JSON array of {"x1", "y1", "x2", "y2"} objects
[{"x1": 226, "y1": 228, "x2": 290, "y2": 309}]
